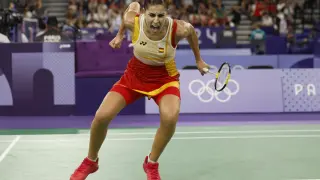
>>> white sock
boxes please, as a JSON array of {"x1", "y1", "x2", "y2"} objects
[
  {"x1": 87, "y1": 157, "x2": 97, "y2": 162},
  {"x1": 148, "y1": 154, "x2": 156, "y2": 164}
]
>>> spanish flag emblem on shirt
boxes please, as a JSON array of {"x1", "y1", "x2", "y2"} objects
[
  {"x1": 158, "y1": 42, "x2": 165, "y2": 53},
  {"x1": 158, "y1": 47, "x2": 164, "y2": 53}
]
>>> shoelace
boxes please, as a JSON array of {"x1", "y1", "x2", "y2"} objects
[{"x1": 147, "y1": 165, "x2": 160, "y2": 180}]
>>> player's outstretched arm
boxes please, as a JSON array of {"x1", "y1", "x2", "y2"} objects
[
  {"x1": 175, "y1": 20, "x2": 209, "y2": 75},
  {"x1": 175, "y1": 20, "x2": 201, "y2": 63}
]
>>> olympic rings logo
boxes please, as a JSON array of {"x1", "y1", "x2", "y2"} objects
[{"x1": 188, "y1": 79, "x2": 240, "y2": 103}]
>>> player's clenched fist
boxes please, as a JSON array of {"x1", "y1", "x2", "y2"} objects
[{"x1": 109, "y1": 35, "x2": 124, "y2": 49}]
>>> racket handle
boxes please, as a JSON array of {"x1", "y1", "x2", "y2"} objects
[{"x1": 202, "y1": 67, "x2": 209, "y2": 73}]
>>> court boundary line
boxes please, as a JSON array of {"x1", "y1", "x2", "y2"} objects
[
  {"x1": 3, "y1": 129, "x2": 320, "y2": 137},
  {"x1": 290, "y1": 179, "x2": 320, "y2": 180},
  {"x1": 1, "y1": 134, "x2": 320, "y2": 143},
  {"x1": 99, "y1": 129, "x2": 320, "y2": 135},
  {"x1": 0, "y1": 136, "x2": 20, "y2": 163}
]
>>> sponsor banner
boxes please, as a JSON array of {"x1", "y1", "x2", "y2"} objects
[
  {"x1": 145, "y1": 69, "x2": 284, "y2": 114},
  {"x1": 146, "y1": 69, "x2": 320, "y2": 114},
  {"x1": 0, "y1": 42, "x2": 75, "y2": 116},
  {"x1": 282, "y1": 69, "x2": 320, "y2": 112},
  {"x1": 177, "y1": 27, "x2": 236, "y2": 49},
  {"x1": 175, "y1": 54, "x2": 315, "y2": 70},
  {"x1": 175, "y1": 54, "x2": 278, "y2": 70}
]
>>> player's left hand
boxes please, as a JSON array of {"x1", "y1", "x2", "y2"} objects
[
  {"x1": 196, "y1": 59, "x2": 210, "y2": 76},
  {"x1": 109, "y1": 34, "x2": 124, "y2": 49}
]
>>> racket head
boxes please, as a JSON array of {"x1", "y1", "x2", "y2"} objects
[{"x1": 214, "y1": 62, "x2": 231, "y2": 92}]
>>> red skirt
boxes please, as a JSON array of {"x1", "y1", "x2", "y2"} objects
[
  {"x1": 111, "y1": 56, "x2": 180, "y2": 104},
  {"x1": 115, "y1": 56, "x2": 179, "y2": 94}
]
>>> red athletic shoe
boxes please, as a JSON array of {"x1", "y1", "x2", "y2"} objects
[
  {"x1": 70, "y1": 157, "x2": 99, "y2": 180},
  {"x1": 143, "y1": 156, "x2": 161, "y2": 180}
]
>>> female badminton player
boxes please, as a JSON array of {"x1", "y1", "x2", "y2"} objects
[{"x1": 70, "y1": 1, "x2": 209, "y2": 179}]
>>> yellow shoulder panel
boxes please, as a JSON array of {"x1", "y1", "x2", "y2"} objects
[{"x1": 131, "y1": 15, "x2": 140, "y2": 44}]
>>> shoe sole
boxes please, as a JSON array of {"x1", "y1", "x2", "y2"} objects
[{"x1": 70, "y1": 167, "x2": 99, "y2": 180}]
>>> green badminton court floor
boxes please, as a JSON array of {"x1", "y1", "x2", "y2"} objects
[{"x1": 1, "y1": 124, "x2": 320, "y2": 180}]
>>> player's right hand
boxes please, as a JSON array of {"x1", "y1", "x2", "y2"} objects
[
  {"x1": 196, "y1": 59, "x2": 210, "y2": 76},
  {"x1": 109, "y1": 35, "x2": 124, "y2": 49}
]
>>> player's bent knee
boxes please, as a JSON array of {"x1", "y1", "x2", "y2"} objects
[
  {"x1": 159, "y1": 94, "x2": 180, "y2": 127},
  {"x1": 94, "y1": 109, "x2": 117, "y2": 125},
  {"x1": 160, "y1": 107, "x2": 180, "y2": 127},
  {"x1": 93, "y1": 91, "x2": 127, "y2": 125}
]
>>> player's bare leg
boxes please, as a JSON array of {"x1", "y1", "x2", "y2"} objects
[
  {"x1": 70, "y1": 92, "x2": 126, "y2": 180},
  {"x1": 143, "y1": 94, "x2": 180, "y2": 179},
  {"x1": 150, "y1": 94, "x2": 180, "y2": 161},
  {"x1": 88, "y1": 92, "x2": 127, "y2": 160}
]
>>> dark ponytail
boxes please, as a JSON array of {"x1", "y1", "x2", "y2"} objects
[{"x1": 144, "y1": 0, "x2": 166, "y2": 9}]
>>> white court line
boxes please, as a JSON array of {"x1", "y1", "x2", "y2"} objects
[
  {"x1": 6, "y1": 129, "x2": 320, "y2": 137},
  {"x1": 104, "y1": 129, "x2": 320, "y2": 135},
  {"x1": 0, "y1": 136, "x2": 20, "y2": 163},
  {"x1": 290, "y1": 179, "x2": 320, "y2": 180},
  {"x1": 1, "y1": 134, "x2": 320, "y2": 143}
]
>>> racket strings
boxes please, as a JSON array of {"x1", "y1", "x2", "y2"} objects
[{"x1": 215, "y1": 64, "x2": 230, "y2": 91}]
